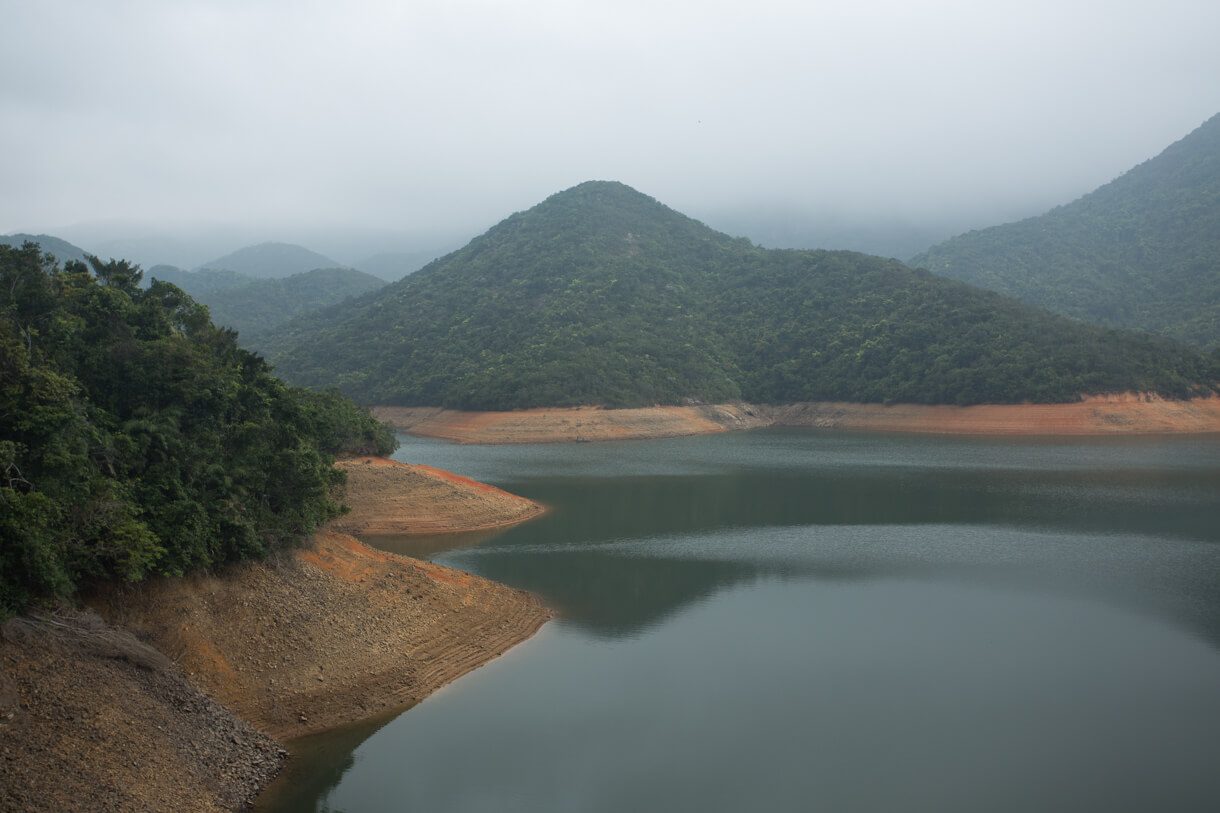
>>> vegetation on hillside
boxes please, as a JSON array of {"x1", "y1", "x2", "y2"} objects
[
  {"x1": 1, "y1": 234, "x2": 90, "y2": 267},
  {"x1": 0, "y1": 242, "x2": 396, "y2": 617},
  {"x1": 199, "y1": 241, "x2": 341, "y2": 279},
  {"x1": 258, "y1": 182, "x2": 1220, "y2": 409},
  {"x1": 911, "y1": 113, "x2": 1220, "y2": 348},
  {"x1": 147, "y1": 266, "x2": 387, "y2": 341}
]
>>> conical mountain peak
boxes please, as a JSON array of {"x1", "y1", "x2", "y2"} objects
[{"x1": 257, "y1": 183, "x2": 1218, "y2": 410}]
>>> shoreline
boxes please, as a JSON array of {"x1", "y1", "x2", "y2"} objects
[
  {"x1": 327, "y1": 456, "x2": 545, "y2": 535},
  {"x1": 375, "y1": 393, "x2": 1220, "y2": 444},
  {"x1": 94, "y1": 531, "x2": 552, "y2": 742},
  {"x1": 1, "y1": 464, "x2": 551, "y2": 811}
]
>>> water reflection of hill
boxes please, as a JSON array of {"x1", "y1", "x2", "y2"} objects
[{"x1": 415, "y1": 463, "x2": 1220, "y2": 642}]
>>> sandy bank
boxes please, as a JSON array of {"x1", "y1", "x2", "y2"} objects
[
  {"x1": 375, "y1": 394, "x2": 1220, "y2": 444},
  {"x1": 328, "y1": 456, "x2": 543, "y2": 535}
]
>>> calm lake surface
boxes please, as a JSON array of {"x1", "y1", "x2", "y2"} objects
[{"x1": 258, "y1": 429, "x2": 1220, "y2": 812}]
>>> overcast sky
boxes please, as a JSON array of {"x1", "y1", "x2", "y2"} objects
[{"x1": 3, "y1": 0, "x2": 1218, "y2": 260}]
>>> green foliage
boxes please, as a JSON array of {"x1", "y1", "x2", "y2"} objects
[
  {"x1": 198, "y1": 242, "x2": 341, "y2": 279},
  {"x1": 0, "y1": 242, "x2": 397, "y2": 617},
  {"x1": 911, "y1": 113, "x2": 1220, "y2": 349},
  {"x1": 258, "y1": 182, "x2": 1220, "y2": 409},
  {"x1": 147, "y1": 266, "x2": 387, "y2": 343}
]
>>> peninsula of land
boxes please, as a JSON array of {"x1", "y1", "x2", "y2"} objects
[
  {"x1": 0, "y1": 461, "x2": 549, "y2": 812},
  {"x1": 375, "y1": 394, "x2": 1220, "y2": 444}
]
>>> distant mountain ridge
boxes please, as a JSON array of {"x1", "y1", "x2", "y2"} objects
[
  {"x1": 0, "y1": 233, "x2": 91, "y2": 266},
  {"x1": 147, "y1": 265, "x2": 387, "y2": 341},
  {"x1": 911, "y1": 113, "x2": 1220, "y2": 348},
  {"x1": 198, "y1": 241, "x2": 343, "y2": 279},
  {"x1": 256, "y1": 181, "x2": 1218, "y2": 409}
]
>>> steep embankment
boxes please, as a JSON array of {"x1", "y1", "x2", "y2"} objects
[
  {"x1": 376, "y1": 395, "x2": 1220, "y2": 443},
  {"x1": 1, "y1": 463, "x2": 549, "y2": 811}
]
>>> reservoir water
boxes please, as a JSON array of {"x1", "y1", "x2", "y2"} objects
[{"x1": 258, "y1": 429, "x2": 1220, "y2": 812}]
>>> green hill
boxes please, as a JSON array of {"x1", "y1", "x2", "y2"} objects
[
  {"x1": 257, "y1": 181, "x2": 1219, "y2": 409},
  {"x1": 198, "y1": 241, "x2": 342, "y2": 279},
  {"x1": 911, "y1": 113, "x2": 1220, "y2": 348},
  {"x1": 148, "y1": 266, "x2": 387, "y2": 340},
  {"x1": 1, "y1": 234, "x2": 91, "y2": 266},
  {"x1": 146, "y1": 265, "x2": 253, "y2": 297}
]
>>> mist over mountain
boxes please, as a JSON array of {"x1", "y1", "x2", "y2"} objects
[
  {"x1": 146, "y1": 265, "x2": 386, "y2": 341},
  {"x1": 0, "y1": 234, "x2": 90, "y2": 267},
  {"x1": 198, "y1": 242, "x2": 343, "y2": 279},
  {"x1": 912, "y1": 113, "x2": 1220, "y2": 349},
  {"x1": 695, "y1": 208, "x2": 1021, "y2": 261},
  {"x1": 352, "y1": 250, "x2": 452, "y2": 282},
  {"x1": 256, "y1": 181, "x2": 1217, "y2": 410}
]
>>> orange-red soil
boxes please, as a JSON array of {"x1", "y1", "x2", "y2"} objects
[
  {"x1": 374, "y1": 403, "x2": 768, "y2": 443},
  {"x1": 97, "y1": 530, "x2": 550, "y2": 742},
  {"x1": 375, "y1": 394, "x2": 1220, "y2": 444},
  {"x1": 328, "y1": 456, "x2": 543, "y2": 535},
  {"x1": 3, "y1": 461, "x2": 551, "y2": 811},
  {"x1": 768, "y1": 393, "x2": 1220, "y2": 435}
]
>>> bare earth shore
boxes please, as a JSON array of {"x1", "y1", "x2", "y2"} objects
[
  {"x1": 328, "y1": 456, "x2": 544, "y2": 535},
  {"x1": 1, "y1": 465, "x2": 550, "y2": 811},
  {"x1": 376, "y1": 393, "x2": 1220, "y2": 444}
]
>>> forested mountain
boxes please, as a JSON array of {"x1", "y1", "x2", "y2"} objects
[
  {"x1": 1, "y1": 234, "x2": 90, "y2": 267},
  {"x1": 258, "y1": 181, "x2": 1219, "y2": 410},
  {"x1": 199, "y1": 241, "x2": 342, "y2": 278},
  {"x1": 146, "y1": 265, "x2": 253, "y2": 296},
  {"x1": 0, "y1": 242, "x2": 396, "y2": 616},
  {"x1": 147, "y1": 265, "x2": 386, "y2": 340},
  {"x1": 911, "y1": 113, "x2": 1220, "y2": 348}
]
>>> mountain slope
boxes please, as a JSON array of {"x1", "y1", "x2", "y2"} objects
[
  {"x1": 258, "y1": 181, "x2": 1219, "y2": 409},
  {"x1": 911, "y1": 113, "x2": 1220, "y2": 348},
  {"x1": 198, "y1": 242, "x2": 342, "y2": 278},
  {"x1": 148, "y1": 266, "x2": 387, "y2": 340},
  {"x1": 1, "y1": 234, "x2": 91, "y2": 266},
  {"x1": 146, "y1": 265, "x2": 253, "y2": 297}
]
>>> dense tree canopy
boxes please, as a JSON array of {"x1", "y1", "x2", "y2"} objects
[
  {"x1": 911, "y1": 112, "x2": 1220, "y2": 349},
  {"x1": 257, "y1": 182, "x2": 1220, "y2": 409},
  {"x1": 1, "y1": 243, "x2": 396, "y2": 616},
  {"x1": 147, "y1": 266, "x2": 387, "y2": 343}
]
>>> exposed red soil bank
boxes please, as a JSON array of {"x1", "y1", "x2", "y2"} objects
[
  {"x1": 375, "y1": 394, "x2": 1220, "y2": 444},
  {"x1": 328, "y1": 456, "x2": 543, "y2": 535},
  {"x1": 768, "y1": 393, "x2": 1220, "y2": 435},
  {"x1": 97, "y1": 531, "x2": 551, "y2": 743},
  {"x1": 2, "y1": 463, "x2": 550, "y2": 811},
  {"x1": 374, "y1": 403, "x2": 769, "y2": 443}
]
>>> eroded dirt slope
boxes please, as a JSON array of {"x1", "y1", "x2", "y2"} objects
[
  {"x1": 0, "y1": 610, "x2": 283, "y2": 813},
  {"x1": 376, "y1": 394, "x2": 1220, "y2": 443},
  {"x1": 2, "y1": 462, "x2": 550, "y2": 811},
  {"x1": 328, "y1": 456, "x2": 543, "y2": 534},
  {"x1": 375, "y1": 403, "x2": 768, "y2": 443},
  {"x1": 93, "y1": 531, "x2": 551, "y2": 742}
]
